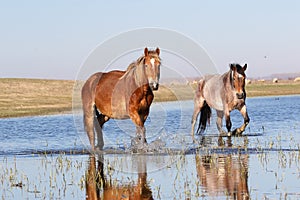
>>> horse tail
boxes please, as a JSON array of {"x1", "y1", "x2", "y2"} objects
[
  {"x1": 94, "y1": 104, "x2": 105, "y2": 128},
  {"x1": 196, "y1": 102, "x2": 211, "y2": 134},
  {"x1": 94, "y1": 104, "x2": 101, "y2": 118}
]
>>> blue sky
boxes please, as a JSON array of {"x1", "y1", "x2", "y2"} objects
[{"x1": 0, "y1": 0, "x2": 299, "y2": 79}]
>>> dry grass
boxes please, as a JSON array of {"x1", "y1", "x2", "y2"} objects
[
  {"x1": 0, "y1": 78, "x2": 74, "y2": 118},
  {"x1": 246, "y1": 80, "x2": 300, "y2": 97},
  {"x1": 153, "y1": 84, "x2": 195, "y2": 101},
  {"x1": 1, "y1": 78, "x2": 300, "y2": 118}
]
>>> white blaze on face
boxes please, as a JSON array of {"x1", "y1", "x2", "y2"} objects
[
  {"x1": 149, "y1": 58, "x2": 158, "y2": 89},
  {"x1": 150, "y1": 58, "x2": 155, "y2": 69},
  {"x1": 238, "y1": 73, "x2": 243, "y2": 78}
]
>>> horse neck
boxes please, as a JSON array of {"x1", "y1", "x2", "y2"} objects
[
  {"x1": 223, "y1": 71, "x2": 233, "y2": 89},
  {"x1": 121, "y1": 64, "x2": 149, "y2": 97},
  {"x1": 132, "y1": 64, "x2": 149, "y2": 89}
]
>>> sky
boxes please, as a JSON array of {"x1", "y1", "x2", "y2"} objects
[{"x1": 0, "y1": 0, "x2": 299, "y2": 80}]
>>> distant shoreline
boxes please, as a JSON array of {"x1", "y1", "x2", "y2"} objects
[{"x1": 1, "y1": 78, "x2": 300, "y2": 118}]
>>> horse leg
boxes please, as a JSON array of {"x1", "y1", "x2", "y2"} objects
[
  {"x1": 130, "y1": 124, "x2": 147, "y2": 151},
  {"x1": 216, "y1": 110, "x2": 227, "y2": 135},
  {"x1": 224, "y1": 108, "x2": 232, "y2": 136},
  {"x1": 232, "y1": 105, "x2": 250, "y2": 136},
  {"x1": 129, "y1": 111, "x2": 147, "y2": 144},
  {"x1": 82, "y1": 73, "x2": 101, "y2": 151},
  {"x1": 136, "y1": 125, "x2": 146, "y2": 143},
  {"x1": 83, "y1": 104, "x2": 95, "y2": 150}
]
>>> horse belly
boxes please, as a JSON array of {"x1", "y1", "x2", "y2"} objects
[
  {"x1": 207, "y1": 96, "x2": 223, "y2": 111},
  {"x1": 111, "y1": 99, "x2": 130, "y2": 119},
  {"x1": 203, "y1": 79, "x2": 224, "y2": 111},
  {"x1": 98, "y1": 93, "x2": 129, "y2": 119}
]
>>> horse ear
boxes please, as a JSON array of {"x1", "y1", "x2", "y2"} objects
[
  {"x1": 230, "y1": 63, "x2": 236, "y2": 71},
  {"x1": 243, "y1": 64, "x2": 247, "y2": 71},
  {"x1": 156, "y1": 47, "x2": 160, "y2": 55},
  {"x1": 144, "y1": 48, "x2": 149, "y2": 56}
]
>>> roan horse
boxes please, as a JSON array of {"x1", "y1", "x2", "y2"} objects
[
  {"x1": 81, "y1": 48, "x2": 161, "y2": 150},
  {"x1": 191, "y1": 63, "x2": 250, "y2": 138}
]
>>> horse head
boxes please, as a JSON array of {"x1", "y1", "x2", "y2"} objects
[
  {"x1": 230, "y1": 63, "x2": 247, "y2": 99},
  {"x1": 143, "y1": 47, "x2": 161, "y2": 90}
]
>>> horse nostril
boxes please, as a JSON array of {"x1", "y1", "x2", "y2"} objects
[{"x1": 236, "y1": 93, "x2": 244, "y2": 99}]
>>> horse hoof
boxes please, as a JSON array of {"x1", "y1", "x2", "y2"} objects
[
  {"x1": 227, "y1": 131, "x2": 232, "y2": 137},
  {"x1": 148, "y1": 139, "x2": 166, "y2": 151},
  {"x1": 232, "y1": 128, "x2": 243, "y2": 136},
  {"x1": 131, "y1": 137, "x2": 140, "y2": 146},
  {"x1": 236, "y1": 131, "x2": 243, "y2": 136},
  {"x1": 131, "y1": 137, "x2": 149, "y2": 152},
  {"x1": 95, "y1": 145, "x2": 103, "y2": 152}
]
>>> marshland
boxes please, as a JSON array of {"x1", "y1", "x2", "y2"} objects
[
  {"x1": 2, "y1": 0, "x2": 300, "y2": 199},
  {"x1": 0, "y1": 83, "x2": 299, "y2": 199}
]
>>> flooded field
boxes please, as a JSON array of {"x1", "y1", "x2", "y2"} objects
[{"x1": 0, "y1": 96, "x2": 300, "y2": 199}]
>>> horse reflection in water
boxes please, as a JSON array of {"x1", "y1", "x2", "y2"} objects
[
  {"x1": 86, "y1": 154, "x2": 153, "y2": 200},
  {"x1": 196, "y1": 152, "x2": 249, "y2": 199}
]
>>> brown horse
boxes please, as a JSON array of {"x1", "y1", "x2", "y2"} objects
[
  {"x1": 81, "y1": 48, "x2": 161, "y2": 150},
  {"x1": 191, "y1": 63, "x2": 250, "y2": 138}
]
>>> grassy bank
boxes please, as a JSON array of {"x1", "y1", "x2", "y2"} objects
[
  {"x1": 245, "y1": 81, "x2": 300, "y2": 97},
  {"x1": 1, "y1": 78, "x2": 300, "y2": 118},
  {"x1": 0, "y1": 78, "x2": 73, "y2": 118}
]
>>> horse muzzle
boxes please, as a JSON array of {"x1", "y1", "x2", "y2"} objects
[
  {"x1": 150, "y1": 82, "x2": 159, "y2": 90},
  {"x1": 236, "y1": 92, "x2": 244, "y2": 99}
]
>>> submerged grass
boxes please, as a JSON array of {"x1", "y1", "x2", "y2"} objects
[
  {"x1": 1, "y1": 78, "x2": 300, "y2": 118},
  {"x1": 0, "y1": 121, "x2": 299, "y2": 199},
  {"x1": 1, "y1": 145, "x2": 299, "y2": 199}
]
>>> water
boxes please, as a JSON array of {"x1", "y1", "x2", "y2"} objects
[
  {"x1": 0, "y1": 95, "x2": 300, "y2": 199},
  {"x1": 0, "y1": 115, "x2": 80, "y2": 155}
]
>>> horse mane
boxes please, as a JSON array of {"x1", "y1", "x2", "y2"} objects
[
  {"x1": 230, "y1": 63, "x2": 246, "y2": 76},
  {"x1": 122, "y1": 56, "x2": 145, "y2": 79},
  {"x1": 126, "y1": 62, "x2": 137, "y2": 71},
  {"x1": 122, "y1": 50, "x2": 161, "y2": 78}
]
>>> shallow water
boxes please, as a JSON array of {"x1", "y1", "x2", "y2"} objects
[{"x1": 0, "y1": 95, "x2": 300, "y2": 199}]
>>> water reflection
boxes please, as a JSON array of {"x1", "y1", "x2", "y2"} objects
[
  {"x1": 197, "y1": 133, "x2": 249, "y2": 148},
  {"x1": 196, "y1": 152, "x2": 249, "y2": 199},
  {"x1": 86, "y1": 154, "x2": 153, "y2": 200}
]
